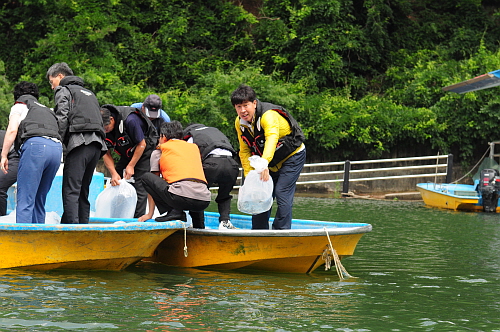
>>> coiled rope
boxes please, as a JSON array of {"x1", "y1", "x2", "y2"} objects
[{"x1": 322, "y1": 227, "x2": 355, "y2": 280}]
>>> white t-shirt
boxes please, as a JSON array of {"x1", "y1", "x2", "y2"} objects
[{"x1": 9, "y1": 103, "x2": 29, "y2": 126}]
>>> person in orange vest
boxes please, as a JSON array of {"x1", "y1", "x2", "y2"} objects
[{"x1": 140, "y1": 121, "x2": 211, "y2": 228}]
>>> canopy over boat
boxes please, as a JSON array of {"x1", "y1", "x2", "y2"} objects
[{"x1": 442, "y1": 69, "x2": 500, "y2": 94}]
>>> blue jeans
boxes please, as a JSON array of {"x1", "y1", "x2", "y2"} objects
[
  {"x1": 252, "y1": 148, "x2": 306, "y2": 230},
  {"x1": 16, "y1": 137, "x2": 62, "y2": 223}
]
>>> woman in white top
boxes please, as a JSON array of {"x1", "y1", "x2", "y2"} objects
[{"x1": 0, "y1": 81, "x2": 62, "y2": 223}]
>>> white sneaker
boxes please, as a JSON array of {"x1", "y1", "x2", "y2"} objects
[{"x1": 219, "y1": 220, "x2": 236, "y2": 229}]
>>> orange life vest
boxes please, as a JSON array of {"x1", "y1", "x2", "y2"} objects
[{"x1": 159, "y1": 139, "x2": 207, "y2": 184}]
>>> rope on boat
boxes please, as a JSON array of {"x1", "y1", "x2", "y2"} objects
[
  {"x1": 322, "y1": 227, "x2": 355, "y2": 280},
  {"x1": 183, "y1": 223, "x2": 188, "y2": 257},
  {"x1": 452, "y1": 146, "x2": 490, "y2": 184}
]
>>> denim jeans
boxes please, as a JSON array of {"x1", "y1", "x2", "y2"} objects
[
  {"x1": 251, "y1": 148, "x2": 306, "y2": 230},
  {"x1": 16, "y1": 137, "x2": 62, "y2": 223}
]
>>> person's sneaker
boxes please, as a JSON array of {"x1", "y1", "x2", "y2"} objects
[{"x1": 219, "y1": 220, "x2": 236, "y2": 229}]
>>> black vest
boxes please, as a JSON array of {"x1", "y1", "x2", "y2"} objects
[
  {"x1": 239, "y1": 100, "x2": 305, "y2": 167},
  {"x1": 183, "y1": 124, "x2": 236, "y2": 160},
  {"x1": 101, "y1": 105, "x2": 158, "y2": 159},
  {"x1": 14, "y1": 95, "x2": 60, "y2": 152},
  {"x1": 60, "y1": 83, "x2": 105, "y2": 138}
]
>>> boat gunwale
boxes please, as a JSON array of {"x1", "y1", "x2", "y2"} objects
[
  {"x1": 182, "y1": 224, "x2": 372, "y2": 237},
  {"x1": 0, "y1": 220, "x2": 184, "y2": 232},
  {"x1": 416, "y1": 183, "x2": 480, "y2": 200}
]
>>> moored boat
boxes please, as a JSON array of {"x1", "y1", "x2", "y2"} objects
[
  {"x1": 417, "y1": 153, "x2": 500, "y2": 212},
  {"x1": 428, "y1": 73, "x2": 500, "y2": 212},
  {"x1": 0, "y1": 219, "x2": 185, "y2": 271},
  {"x1": 416, "y1": 183, "x2": 485, "y2": 211},
  {"x1": 145, "y1": 212, "x2": 372, "y2": 274}
]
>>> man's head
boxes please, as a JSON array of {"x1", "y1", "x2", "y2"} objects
[
  {"x1": 160, "y1": 121, "x2": 183, "y2": 141},
  {"x1": 231, "y1": 84, "x2": 257, "y2": 123},
  {"x1": 100, "y1": 107, "x2": 116, "y2": 133},
  {"x1": 14, "y1": 81, "x2": 39, "y2": 100},
  {"x1": 142, "y1": 94, "x2": 162, "y2": 120},
  {"x1": 46, "y1": 62, "x2": 74, "y2": 90}
]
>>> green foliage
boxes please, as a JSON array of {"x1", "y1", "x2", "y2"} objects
[
  {"x1": 3, "y1": 0, "x2": 500, "y2": 164},
  {"x1": 159, "y1": 66, "x2": 306, "y2": 147},
  {"x1": 0, "y1": 62, "x2": 13, "y2": 130},
  {"x1": 298, "y1": 92, "x2": 443, "y2": 159},
  {"x1": 384, "y1": 43, "x2": 500, "y2": 160}
]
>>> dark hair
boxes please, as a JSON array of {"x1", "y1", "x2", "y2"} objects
[
  {"x1": 160, "y1": 121, "x2": 183, "y2": 140},
  {"x1": 100, "y1": 107, "x2": 112, "y2": 127},
  {"x1": 46, "y1": 62, "x2": 74, "y2": 79},
  {"x1": 13, "y1": 81, "x2": 39, "y2": 100},
  {"x1": 230, "y1": 84, "x2": 256, "y2": 105}
]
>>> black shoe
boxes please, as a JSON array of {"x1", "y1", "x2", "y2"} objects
[{"x1": 155, "y1": 210, "x2": 187, "y2": 222}]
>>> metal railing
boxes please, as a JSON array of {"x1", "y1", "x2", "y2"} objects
[{"x1": 231, "y1": 154, "x2": 453, "y2": 193}]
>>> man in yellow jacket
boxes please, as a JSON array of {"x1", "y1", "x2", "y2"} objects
[{"x1": 231, "y1": 84, "x2": 306, "y2": 229}]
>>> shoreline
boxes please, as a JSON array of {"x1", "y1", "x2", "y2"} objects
[{"x1": 293, "y1": 191, "x2": 423, "y2": 201}]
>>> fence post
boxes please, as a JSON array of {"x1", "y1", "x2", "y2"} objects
[
  {"x1": 446, "y1": 154, "x2": 453, "y2": 184},
  {"x1": 342, "y1": 160, "x2": 351, "y2": 196}
]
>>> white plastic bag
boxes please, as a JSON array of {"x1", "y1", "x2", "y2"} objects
[
  {"x1": 94, "y1": 179, "x2": 137, "y2": 218},
  {"x1": 237, "y1": 156, "x2": 274, "y2": 215}
]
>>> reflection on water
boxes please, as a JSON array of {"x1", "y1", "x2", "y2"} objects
[{"x1": 1, "y1": 197, "x2": 500, "y2": 331}]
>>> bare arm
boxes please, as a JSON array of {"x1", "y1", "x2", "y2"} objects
[
  {"x1": 103, "y1": 151, "x2": 122, "y2": 186},
  {"x1": 0, "y1": 113, "x2": 21, "y2": 174},
  {"x1": 123, "y1": 139, "x2": 146, "y2": 180}
]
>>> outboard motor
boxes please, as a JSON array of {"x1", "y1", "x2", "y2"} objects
[{"x1": 479, "y1": 168, "x2": 500, "y2": 212}]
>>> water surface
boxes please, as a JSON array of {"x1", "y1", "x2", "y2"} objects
[{"x1": 1, "y1": 197, "x2": 500, "y2": 331}]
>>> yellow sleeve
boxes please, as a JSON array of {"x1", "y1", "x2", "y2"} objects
[
  {"x1": 235, "y1": 116, "x2": 252, "y2": 176},
  {"x1": 260, "y1": 110, "x2": 291, "y2": 163}
]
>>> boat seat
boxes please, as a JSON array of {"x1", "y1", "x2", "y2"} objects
[{"x1": 453, "y1": 190, "x2": 479, "y2": 197}]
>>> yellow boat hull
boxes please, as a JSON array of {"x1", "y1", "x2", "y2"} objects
[
  {"x1": 146, "y1": 213, "x2": 372, "y2": 274},
  {"x1": 417, "y1": 187, "x2": 479, "y2": 211},
  {"x1": 0, "y1": 221, "x2": 183, "y2": 271},
  {"x1": 416, "y1": 183, "x2": 500, "y2": 212}
]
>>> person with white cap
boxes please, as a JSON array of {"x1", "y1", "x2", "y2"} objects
[
  {"x1": 99, "y1": 95, "x2": 165, "y2": 218},
  {"x1": 131, "y1": 94, "x2": 170, "y2": 128}
]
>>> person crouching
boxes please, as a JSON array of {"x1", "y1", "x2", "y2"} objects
[{"x1": 140, "y1": 121, "x2": 211, "y2": 228}]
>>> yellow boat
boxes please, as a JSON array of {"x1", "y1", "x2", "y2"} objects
[
  {"x1": 0, "y1": 219, "x2": 184, "y2": 271},
  {"x1": 146, "y1": 212, "x2": 372, "y2": 274},
  {"x1": 416, "y1": 182, "x2": 500, "y2": 212}
]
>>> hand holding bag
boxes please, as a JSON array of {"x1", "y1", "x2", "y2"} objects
[{"x1": 237, "y1": 156, "x2": 273, "y2": 215}]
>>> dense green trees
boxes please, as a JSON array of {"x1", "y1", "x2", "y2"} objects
[{"x1": 2, "y1": 0, "x2": 500, "y2": 162}]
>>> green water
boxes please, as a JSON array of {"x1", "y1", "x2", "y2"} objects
[{"x1": 2, "y1": 197, "x2": 500, "y2": 331}]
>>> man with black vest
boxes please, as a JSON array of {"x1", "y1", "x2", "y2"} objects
[
  {"x1": 183, "y1": 123, "x2": 239, "y2": 229},
  {"x1": 231, "y1": 84, "x2": 306, "y2": 230},
  {"x1": 100, "y1": 103, "x2": 160, "y2": 218},
  {"x1": 0, "y1": 81, "x2": 62, "y2": 223},
  {"x1": 46, "y1": 62, "x2": 107, "y2": 224}
]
